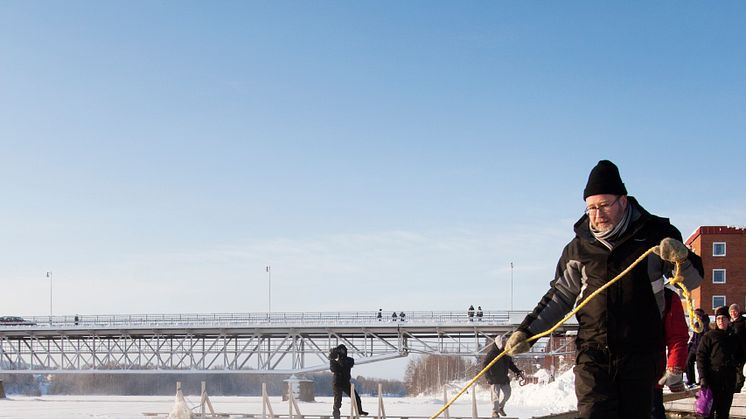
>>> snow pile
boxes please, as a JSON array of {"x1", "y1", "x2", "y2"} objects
[
  {"x1": 418, "y1": 367, "x2": 578, "y2": 418},
  {"x1": 166, "y1": 389, "x2": 192, "y2": 419},
  {"x1": 509, "y1": 368, "x2": 577, "y2": 415}
]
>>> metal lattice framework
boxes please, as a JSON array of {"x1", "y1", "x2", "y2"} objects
[{"x1": 0, "y1": 311, "x2": 577, "y2": 374}]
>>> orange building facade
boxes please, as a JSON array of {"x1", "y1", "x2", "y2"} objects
[{"x1": 685, "y1": 226, "x2": 746, "y2": 311}]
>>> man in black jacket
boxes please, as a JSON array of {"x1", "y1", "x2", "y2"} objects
[
  {"x1": 483, "y1": 337, "x2": 524, "y2": 417},
  {"x1": 698, "y1": 306, "x2": 745, "y2": 418},
  {"x1": 503, "y1": 160, "x2": 704, "y2": 419},
  {"x1": 329, "y1": 344, "x2": 367, "y2": 419}
]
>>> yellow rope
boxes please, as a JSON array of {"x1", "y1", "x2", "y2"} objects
[
  {"x1": 430, "y1": 246, "x2": 698, "y2": 419},
  {"x1": 668, "y1": 260, "x2": 704, "y2": 334}
]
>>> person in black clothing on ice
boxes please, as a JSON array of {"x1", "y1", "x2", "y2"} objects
[
  {"x1": 697, "y1": 306, "x2": 745, "y2": 419},
  {"x1": 468, "y1": 305, "x2": 475, "y2": 321},
  {"x1": 329, "y1": 344, "x2": 367, "y2": 418},
  {"x1": 483, "y1": 336, "x2": 524, "y2": 417}
]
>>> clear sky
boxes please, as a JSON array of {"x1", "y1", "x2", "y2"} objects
[{"x1": 1, "y1": 2, "x2": 744, "y2": 318}]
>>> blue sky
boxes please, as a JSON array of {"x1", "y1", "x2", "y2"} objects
[{"x1": 1, "y1": 2, "x2": 745, "y2": 319}]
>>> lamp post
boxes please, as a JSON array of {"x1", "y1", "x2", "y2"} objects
[
  {"x1": 265, "y1": 265, "x2": 271, "y2": 314},
  {"x1": 510, "y1": 262, "x2": 514, "y2": 311},
  {"x1": 46, "y1": 271, "x2": 52, "y2": 325}
]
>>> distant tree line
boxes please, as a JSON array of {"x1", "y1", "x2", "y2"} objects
[
  {"x1": 0, "y1": 371, "x2": 405, "y2": 397},
  {"x1": 403, "y1": 355, "x2": 479, "y2": 395}
]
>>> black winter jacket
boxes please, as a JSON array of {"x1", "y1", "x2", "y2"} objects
[
  {"x1": 483, "y1": 345, "x2": 522, "y2": 385},
  {"x1": 330, "y1": 356, "x2": 355, "y2": 386},
  {"x1": 731, "y1": 315, "x2": 746, "y2": 354},
  {"x1": 697, "y1": 326, "x2": 745, "y2": 388},
  {"x1": 517, "y1": 197, "x2": 703, "y2": 355}
]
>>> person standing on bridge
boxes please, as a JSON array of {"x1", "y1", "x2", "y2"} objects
[
  {"x1": 329, "y1": 344, "x2": 367, "y2": 418},
  {"x1": 502, "y1": 160, "x2": 703, "y2": 418}
]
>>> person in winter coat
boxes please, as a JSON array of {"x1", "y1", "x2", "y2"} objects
[
  {"x1": 468, "y1": 305, "x2": 475, "y2": 321},
  {"x1": 651, "y1": 287, "x2": 689, "y2": 419},
  {"x1": 686, "y1": 308, "x2": 710, "y2": 386},
  {"x1": 729, "y1": 303, "x2": 746, "y2": 392},
  {"x1": 483, "y1": 337, "x2": 524, "y2": 418},
  {"x1": 697, "y1": 306, "x2": 745, "y2": 419},
  {"x1": 503, "y1": 160, "x2": 704, "y2": 419},
  {"x1": 329, "y1": 344, "x2": 367, "y2": 418}
]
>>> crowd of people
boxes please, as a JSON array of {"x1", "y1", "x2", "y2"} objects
[{"x1": 330, "y1": 161, "x2": 741, "y2": 419}]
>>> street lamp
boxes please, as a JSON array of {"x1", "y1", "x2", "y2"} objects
[
  {"x1": 265, "y1": 265, "x2": 271, "y2": 314},
  {"x1": 510, "y1": 262, "x2": 514, "y2": 311},
  {"x1": 46, "y1": 271, "x2": 53, "y2": 325}
]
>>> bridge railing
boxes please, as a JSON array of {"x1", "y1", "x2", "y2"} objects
[{"x1": 10, "y1": 310, "x2": 542, "y2": 329}]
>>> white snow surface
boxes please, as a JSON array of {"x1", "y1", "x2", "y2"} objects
[{"x1": 0, "y1": 370, "x2": 577, "y2": 418}]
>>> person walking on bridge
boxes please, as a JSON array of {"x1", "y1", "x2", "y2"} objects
[
  {"x1": 329, "y1": 344, "x2": 367, "y2": 418},
  {"x1": 503, "y1": 160, "x2": 704, "y2": 418}
]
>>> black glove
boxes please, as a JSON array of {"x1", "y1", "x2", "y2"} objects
[{"x1": 329, "y1": 348, "x2": 339, "y2": 360}]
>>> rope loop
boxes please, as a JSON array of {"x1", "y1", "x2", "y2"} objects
[{"x1": 668, "y1": 261, "x2": 704, "y2": 334}]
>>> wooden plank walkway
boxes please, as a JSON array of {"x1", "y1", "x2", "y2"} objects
[
  {"x1": 143, "y1": 391, "x2": 746, "y2": 419},
  {"x1": 665, "y1": 390, "x2": 746, "y2": 418}
]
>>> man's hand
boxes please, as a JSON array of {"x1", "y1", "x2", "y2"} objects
[
  {"x1": 658, "y1": 367, "x2": 686, "y2": 392},
  {"x1": 504, "y1": 331, "x2": 530, "y2": 355},
  {"x1": 654, "y1": 238, "x2": 688, "y2": 263}
]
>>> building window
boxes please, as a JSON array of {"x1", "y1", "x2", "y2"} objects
[
  {"x1": 713, "y1": 242, "x2": 726, "y2": 256},
  {"x1": 713, "y1": 269, "x2": 727, "y2": 284},
  {"x1": 713, "y1": 295, "x2": 726, "y2": 310}
]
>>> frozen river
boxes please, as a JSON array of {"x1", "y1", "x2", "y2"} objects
[{"x1": 0, "y1": 371, "x2": 578, "y2": 419}]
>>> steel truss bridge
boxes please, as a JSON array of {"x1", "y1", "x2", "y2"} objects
[{"x1": 0, "y1": 311, "x2": 577, "y2": 375}]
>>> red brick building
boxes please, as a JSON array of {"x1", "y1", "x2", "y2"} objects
[{"x1": 685, "y1": 226, "x2": 746, "y2": 311}]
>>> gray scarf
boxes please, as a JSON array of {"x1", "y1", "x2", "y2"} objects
[{"x1": 591, "y1": 202, "x2": 633, "y2": 250}]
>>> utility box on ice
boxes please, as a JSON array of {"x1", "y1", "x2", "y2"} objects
[{"x1": 282, "y1": 375, "x2": 315, "y2": 402}]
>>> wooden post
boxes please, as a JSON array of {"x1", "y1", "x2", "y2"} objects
[
  {"x1": 262, "y1": 383, "x2": 275, "y2": 419},
  {"x1": 442, "y1": 386, "x2": 450, "y2": 419},
  {"x1": 350, "y1": 383, "x2": 360, "y2": 418},
  {"x1": 471, "y1": 384, "x2": 478, "y2": 419},
  {"x1": 201, "y1": 381, "x2": 205, "y2": 418},
  {"x1": 377, "y1": 383, "x2": 386, "y2": 419},
  {"x1": 0, "y1": 379, "x2": 5, "y2": 399},
  {"x1": 288, "y1": 381, "x2": 302, "y2": 419},
  {"x1": 200, "y1": 381, "x2": 217, "y2": 418}
]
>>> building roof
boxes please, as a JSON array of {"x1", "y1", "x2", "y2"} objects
[{"x1": 686, "y1": 225, "x2": 746, "y2": 245}]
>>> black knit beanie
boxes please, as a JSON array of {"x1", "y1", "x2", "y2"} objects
[
  {"x1": 583, "y1": 160, "x2": 628, "y2": 200},
  {"x1": 715, "y1": 306, "x2": 729, "y2": 318}
]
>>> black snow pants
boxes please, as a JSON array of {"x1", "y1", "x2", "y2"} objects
[
  {"x1": 332, "y1": 383, "x2": 364, "y2": 419},
  {"x1": 706, "y1": 369, "x2": 736, "y2": 419},
  {"x1": 574, "y1": 346, "x2": 658, "y2": 419}
]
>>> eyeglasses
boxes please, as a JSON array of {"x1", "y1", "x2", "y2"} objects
[{"x1": 585, "y1": 196, "x2": 622, "y2": 215}]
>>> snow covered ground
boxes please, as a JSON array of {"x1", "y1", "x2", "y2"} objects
[{"x1": 0, "y1": 370, "x2": 578, "y2": 419}]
